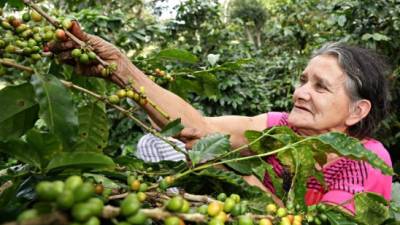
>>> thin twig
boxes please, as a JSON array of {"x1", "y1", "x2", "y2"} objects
[
  {"x1": 0, "y1": 181, "x2": 13, "y2": 194},
  {"x1": 108, "y1": 191, "x2": 215, "y2": 204},
  {"x1": 0, "y1": 59, "x2": 34, "y2": 73}
]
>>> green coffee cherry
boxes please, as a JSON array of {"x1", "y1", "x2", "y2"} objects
[
  {"x1": 71, "y1": 48, "x2": 82, "y2": 59},
  {"x1": 196, "y1": 204, "x2": 208, "y2": 215},
  {"x1": 238, "y1": 215, "x2": 253, "y2": 225},
  {"x1": 17, "y1": 209, "x2": 38, "y2": 222},
  {"x1": 84, "y1": 217, "x2": 100, "y2": 225},
  {"x1": 36, "y1": 181, "x2": 59, "y2": 201},
  {"x1": 72, "y1": 203, "x2": 93, "y2": 222},
  {"x1": 108, "y1": 95, "x2": 120, "y2": 104},
  {"x1": 223, "y1": 198, "x2": 235, "y2": 213},
  {"x1": 74, "y1": 182, "x2": 95, "y2": 202},
  {"x1": 230, "y1": 194, "x2": 240, "y2": 203},
  {"x1": 159, "y1": 179, "x2": 169, "y2": 190},
  {"x1": 180, "y1": 200, "x2": 190, "y2": 213},
  {"x1": 166, "y1": 196, "x2": 184, "y2": 212},
  {"x1": 65, "y1": 175, "x2": 83, "y2": 191},
  {"x1": 121, "y1": 194, "x2": 141, "y2": 216},
  {"x1": 56, "y1": 189, "x2": 74, "y2": 209},
  {"x1": 79, "y1": 53, "x2": 90, "y2": 64},
  {"x1": 165, "y1": 216, "x2": 181, "y2": 225},
  {"x1": 88, "y1": 51, "x2": 97, "y2": 60},
  {"x1": 87, "y1": 197, "x2": 104, "y2": 216},
  {"x1": 276, "y1": 207, "x2": 287, "y2": 218},
  {"x1": 265, "y1": 203, "x2": 277, "y2": 214},
  {"x1": 127, "y1": 210, "x2": 148, "y2": 225},
  {"x1": 138, "y1": 183, "x2": 148, "y2": 192},
  {"x1": 208, "y1": 218, "x2": 224, "y2": 225},
  {"x1": 217, "y1": 193, "x2": 227, "y2": 201}
]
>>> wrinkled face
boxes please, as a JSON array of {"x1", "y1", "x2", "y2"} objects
[{"x1": 288, "y1": 54, "x2": 353, "y2": 136}]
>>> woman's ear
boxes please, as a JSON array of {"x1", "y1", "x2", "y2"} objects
[{"x1": 345, "y1": 99, "x2": 371, "y2": 126}]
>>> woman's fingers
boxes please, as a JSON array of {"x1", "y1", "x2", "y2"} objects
[
  {"x1": 179, "y1": 127, "x2": 203, "y2": 139},
  {"x1": 75, "y1": 63, "x2": 105, "y2": 77},
  {"x1": 47, "y1": 21, "x2": 87, "y2": 53},
  {"x1": 69, "y1": 20, "x2": 88, "y2": 41},
  {"x1": 48, "y1": 40, "x2": 77, "y2": 53},
  {"x1": 184, "y1": 139, "x2": 198, "y2": 150}
]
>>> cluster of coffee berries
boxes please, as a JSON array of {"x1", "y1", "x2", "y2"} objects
[
  {"x1": 304, "y1": 204, "x2": 329, "y2": 225},
  {"x1": 18, "y1": 175, "x2": 104, "y2": 225},
  {"x1": 70, "y1": 48, "x2": 97, "y2": 64},
  {"x1": 108, "y1": 86, "x2": 147, "y2": 106},
  {"x1": 148, "y1": 68, "x2": 174, "y2": 82},
  {"x1": 0, "y1": 11, "x2": 49, "y2": 62}
]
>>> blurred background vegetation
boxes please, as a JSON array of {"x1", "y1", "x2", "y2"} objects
[{"x1": 4, "y1": 0, "x2": 400, "y2": 175}]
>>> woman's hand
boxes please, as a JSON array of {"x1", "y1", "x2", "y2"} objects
[
  {"x1": 48, "y1": 21, "x2": 132, "y2": 86},
  {"x1": 177, "y1": 127, "x2": 205, "y2": 149}
]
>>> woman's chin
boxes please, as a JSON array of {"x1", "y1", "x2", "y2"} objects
[{"x1": 288, "y1": 112, "x2": 313, "y2": 128}]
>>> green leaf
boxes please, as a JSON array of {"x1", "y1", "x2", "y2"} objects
[
  {"x1": 168, "y1": 76, "x2": 202, "y2": 100},
  {"x1": 219, "y1": 59, "x2": 252, "y2": 70},
  {"x1": 354, "y1": 192, "x2": 390, "y2": 225},
  {"x1": 25, "y1": 129, "x2": 63, "y2": 170},
  {"x1": 284, "y1": 146, "x2": 318, "y2": 209},
  {"x1": 362, "y1": 33, "x2": 391, "y2": 42},
  {"x1": 74, "y1": 103, "x2": 109, "y2": 152},
  {"x1": 225, "y1": 153, "x2": 261, "y2": 175},
  {"x1": 0, "y1": 139, "x2": 40, "y2": 169},
  {"x1": 46, "y1": 152, "x2": 115, "y2": 172},
  {"x1": 325, "y1": 210, "x2": 359, "y2": 225},
  {"x1": 244, "y1": 130, "x2": 265, "y2": 154},
  {"x1": 196, "y1": 72, "x2": 220, "y2": 97},
  {"x1": 31, "y1": 74, "x2": 79, "y2": 149},
  {"x1": 157, "y1": 49, "x2": 198, "y2": 64},
  {"x1": 83, "y1": 173, "x2": 120, "y2": 189},
  {"x1": 3, "y1": 0, "x2": 24, "y2": 9},
  {"x1": 245, "y1": 127, "x2": 301, "y2": 155},
  {"x1": 160, "y1": 118, "x2": 184, "y2": 137},
  {"x1": 0, "y1": 83, "x2": 39, "y2": 140},
  {"x1": 262, "y1": 162, "x2": 284, "y2": 198},
  {"x1": 391, "y1": 182, "x2": 400, "y2": 221},
  {"x1": 316, "y1": 132, "x2": 393, "y2": 175},
  {"x1": 371, "y1": 33, "x2": 391, "y2": 41},
  {"x1": 188, "y1": 134, "x2": 230, "y2": 166}
]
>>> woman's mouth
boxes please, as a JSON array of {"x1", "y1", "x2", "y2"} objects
[{"x1": 294, "y1": 105, "x2": 312, "y2": 113}]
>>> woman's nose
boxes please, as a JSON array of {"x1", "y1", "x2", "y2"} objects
[{"x1": 293, "y1": 83, "x2": 311, "y2": 101}]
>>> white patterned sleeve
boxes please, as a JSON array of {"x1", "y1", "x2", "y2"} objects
[{"x1": 135, "y1": 134, "x2": 186, "y2": 162}]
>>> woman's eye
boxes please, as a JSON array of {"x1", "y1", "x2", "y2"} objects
[{"x1": 315, "y1": 83, "x2": 326, "y2": 90}]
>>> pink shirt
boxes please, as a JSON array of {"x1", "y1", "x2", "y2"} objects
[{"x1": 263, "y1": 112, "x2": 392, "y2": 213}]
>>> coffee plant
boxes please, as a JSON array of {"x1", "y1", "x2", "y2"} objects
[{"x1": 0, "y1": 1, "x2": 399, "y2": 225}]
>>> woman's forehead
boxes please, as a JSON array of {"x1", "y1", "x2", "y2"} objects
[{"x1": 303, "y1": 55, "x2": 347, "y2": 81}]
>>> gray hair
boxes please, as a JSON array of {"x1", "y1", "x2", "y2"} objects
[{"x1": 312, "y1": 42, "x2": 391, "y2": 139}]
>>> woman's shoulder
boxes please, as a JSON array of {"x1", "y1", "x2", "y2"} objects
[{"x1": 362, "y1": 138, "x2": 392, "y2": 167}]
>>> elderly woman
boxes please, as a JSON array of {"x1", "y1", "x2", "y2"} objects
[{"x1": 50, "y1": 22, "x2": 392, "y2": 213}]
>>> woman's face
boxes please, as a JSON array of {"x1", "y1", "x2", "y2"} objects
[{"x1": 288, "y1": 54, "x2": 354, "y2": 136}]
